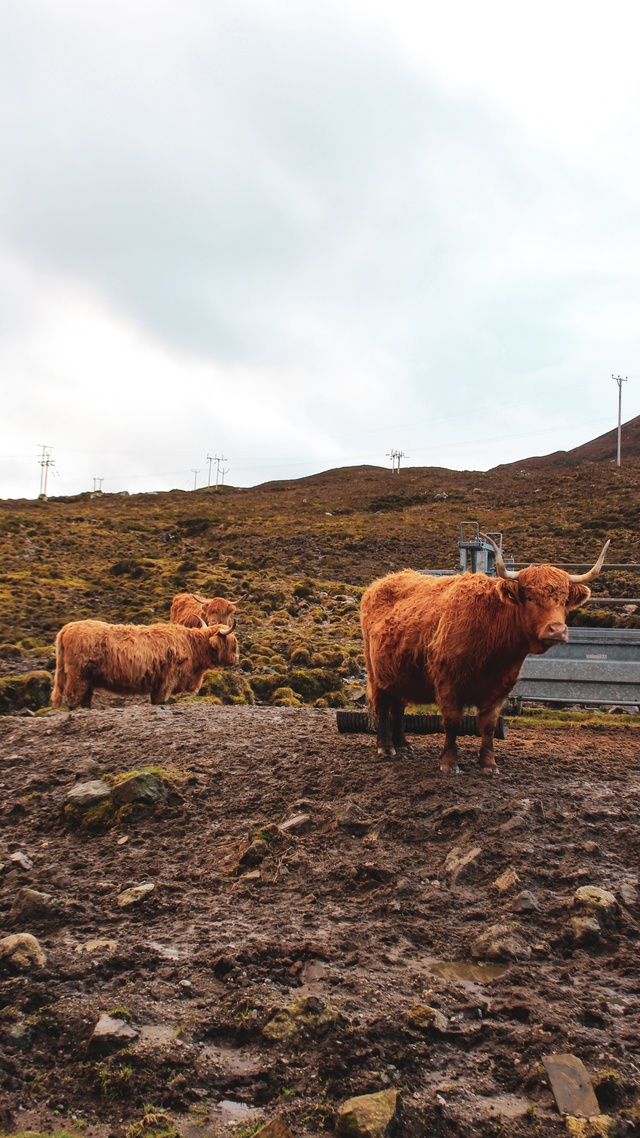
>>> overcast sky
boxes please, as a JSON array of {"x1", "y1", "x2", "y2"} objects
[{"x1": 1, "y1": 0, "x2": 640, "y2": 498}]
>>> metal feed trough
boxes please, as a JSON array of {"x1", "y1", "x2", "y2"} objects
[
  {"x1": 513, "y1": 628, "x2": 640, "y2": 708},
  {"x1": 343, "y1": 522, "x2": 640, "y2": 732}
]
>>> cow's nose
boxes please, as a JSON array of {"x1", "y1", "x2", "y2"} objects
[{"x1": 543, "y1": 622, "x2": 568, "y2": 642}]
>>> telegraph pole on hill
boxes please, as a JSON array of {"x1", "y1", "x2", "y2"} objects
[
  {"x1": 386, "y1": 449, "x2": 407, "y2": 474},
  {"x1": 37, "y1": 444, "x2": 55, "y2": 499},
  {"x1": 206, "y1": 453, "x2": 214, "y2": 487},
  {"x1": 192, "y1": 468, "x2": 200, "y2": 491},
  {"x1": 613, "y1": 375, "x2": 627, "y2": 467}
]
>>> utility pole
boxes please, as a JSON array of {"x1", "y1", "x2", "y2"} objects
[
  {"x1": 613, "y1": 375, "x2": 627, "y2": 467},
  {"x1": 220, "y1": 465, "x2": 229, "y2": 487},
  {"x1": 386, "y1": 448, "x2": 407, "y2": 474},
  {"x1": 214, "y1": 454, "x2": 226, "y2": 489},
  {"x1": 206, "y1": 453, "x2": 214, "y2": 488},
  {"x1": 92, "y1": 477, "x2": 104, "y2": 494},
  {"x1": 37, "y1": 444, "x2": 55, "y2": 499},
  {"x1": 192, "y1": 468, "x2": 200, "y2": 491}
]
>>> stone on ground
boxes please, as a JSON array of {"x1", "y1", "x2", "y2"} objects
[
  {"x1": 66, "y1": 780, "x2": 111, "y2": 807},
  {"x1": 111, "y1": 772, "x2": 168, "y2": 806},
  {"x1": 0, "y1": 933, "x2": 47, "y2": 970},
  {"x1": 443, "y1": 846, "x2": 482, "y2": 882},
  {"x1": 117, "y1": 882, "x2": 155, "y2": 908},
  {"x1": 89, "y1": 1013, "x2": 139, "y2": 1053},
  {"x1": 574, "y1": 886, "x2": 617, "y2": 914},
  {"x1": 542, "y1": 1053, "x2": 600, "y2": 1117},
  {"x1": 494, "y1": 867, "x2": 520, "y2": 893},
  {"x1": 335, "y1": 1089, "x2": 399, "y2": 1138},
  {"x1": 407, "y1": 1004, "x2": 447, "y2": 1032},
  {"x1": 252, "y1": 1117, "x2": 295, "y2": 1138},
  {"x1": 10, "y1": 887, "x2": 61, "y2": 921},
  {"x1": 471, "y1": 922, "x2": 530, "y2": 960}
]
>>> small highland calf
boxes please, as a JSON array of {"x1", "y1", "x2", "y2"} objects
[
  {"x1": 170, "y1": 592, "x2": 237, "y2": 628},
  {"x1": 51, "y1": 619, "x2": 238, "y2": 709}
]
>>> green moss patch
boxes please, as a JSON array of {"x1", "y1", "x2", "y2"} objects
[{"x1": 0, "y1": 670, "x2": 52, "y2": 715}]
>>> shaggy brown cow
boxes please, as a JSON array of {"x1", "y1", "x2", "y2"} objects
[
  {"x1": 170, "y1": 592, "x2": 237, "y2": 629},
  {"x1": 361, "y1": 537, "x2": 609, "y2": 774},
  {"x1": 51, "y1": 619, "x2": 238, "y2": 710}
]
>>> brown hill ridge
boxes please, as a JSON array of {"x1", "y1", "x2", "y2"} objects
[{"x1": 498, "y1": 414, "x2": 640, "y2": 471}]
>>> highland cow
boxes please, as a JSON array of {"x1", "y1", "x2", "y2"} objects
[
  {"x1": 361, "y1": 537, "x2": 609, "y2": 774},
  {"x1": 170, "y1": 592, "x2": 237, "y2": 629},
  {"x1": 52, "y1": 619, "x2": 238, "y2": 709}
]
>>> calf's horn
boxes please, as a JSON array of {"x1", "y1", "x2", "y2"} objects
[
  {"x1": 479, "y1": 533, "x2": 519, "y2": 580},
  {"x1": 567, "y1": 539, "x2": 610, "y2": 583},
  {"x1": 198, "y1": 617, "x2": 208, "y2": 628}
]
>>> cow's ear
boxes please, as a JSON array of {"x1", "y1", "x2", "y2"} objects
[
  {"x1": 568, "y1": 583, "x2": 590, "y2": 610},
  {"x1": 496, "y1": 578, "x2": 520, "y2": 605}
]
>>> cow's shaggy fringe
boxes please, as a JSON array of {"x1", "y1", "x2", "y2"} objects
[{"x1": 170, "y1": 592, "x2": 237, "y2": 629}]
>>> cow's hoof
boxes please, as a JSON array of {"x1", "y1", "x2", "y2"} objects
[
  {"x1": 395, "y1": 743, "x2": 414, "y2": 756},
  {"x1": 377, "y1": 745, "x2": 396, "y2": 758},
  {"x1": 440, "y1": 762, "x2": 460, "y2": 774},
  {"x1": 479, "y1": 764, "x2": 499, "y2": 775}
]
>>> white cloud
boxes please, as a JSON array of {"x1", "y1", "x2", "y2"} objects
[{"x1": 0, "y1": 0, "x2": 639, "y2": 498}]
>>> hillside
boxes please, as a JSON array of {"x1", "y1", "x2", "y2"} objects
[
  {"x1": 0, "y1": 447, "x2": 639, "y2": 708},
  {"x1": 498, "y1": 413, "x2": 640, "y2": 470}
]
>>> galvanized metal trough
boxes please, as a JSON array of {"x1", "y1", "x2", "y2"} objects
[{"x1": 513, "y1": 627, "x2": 640, "y2": 707}]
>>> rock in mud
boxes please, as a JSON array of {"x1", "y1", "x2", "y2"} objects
[
  {"x1": 444, "y1": 845, "x2": 482, "y2": 883},
  {"x1": 567, "y1": 916, "x2": 601, "y2": 946},
  {"x1": 574, "y1": 886, "x2": 618, "y2": 914},
  {"x1": 65, "y1": 780, "x2": 111, "y2": 807},
  {"x1": 336, "y1": 1089, "x2": 399, "y2": 1138},
  {"x1": 8, "y1": 851, "x2": 33, "y2": 870},
  {"x1": 407, "y1": 1004, "x2": 448, "y2": 1032},
  {"x1": 10, "y1": 886, "x2": 62, "y2": 922},
  {"x1": 511, "y1": 890, "x2": 540, "y2": 912},
  {"x1": 337, "y1": 801, "x2": 373, "y2": 835},
  {"x1": 278, "y1": 812, "x2": 312, "y2": 834},
  {"x1": 262, "y1": 995, "x2": 339, "y2": 1043},
  {"x1": 471, "y1": 922, "x2": 530, "y2": 960},
  {"x1": 111, "y1": 772, "x2": 168, "y2": 806},
  {"x1": 238, "y1": 839, "x2": 270, "y2": 868},
  {"x1": 565, "y1": 1117, "x2": 616, "y2": 1138},
  {"x1": 117, "y1": 882, "x2": 155, "y2": 908},
  {"x1": 75, "y1": 939, "x2": 117, "y2": 955},
  {"x1": 542, "y1": 1053, "x2": 600, "y2": 1117},
  {"x1": 89, "y1": 1013, "x2": 139, "y2": 1054},
  {"x1": 0, "y1": 933, "x2": 47, "y2": 970},
  {"x1": 252, "y1": 1117, "x2": 295, "y2": 1138},
  {"x1": 494, "y1": 867, "x2": 520, "y2": 893}
]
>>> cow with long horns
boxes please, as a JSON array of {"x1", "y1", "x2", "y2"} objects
[
  {"x1": 170, "y1": 592, "x2": 237, "y2": 629},
  {"x1": 361, "y1": 538, "x2": 609, "y2": 774},
  {"x1": 52, "y1": 618, "x2": 238, "y2": 709}
]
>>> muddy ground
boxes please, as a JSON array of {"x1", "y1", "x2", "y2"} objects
[{"x1": 1, "y1": 705, "x2": 639, "y2": 1138}]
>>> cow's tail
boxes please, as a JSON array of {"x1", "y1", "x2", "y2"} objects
[{"x1": 51, "y1": 630, "x2": 65, "y2": 707}]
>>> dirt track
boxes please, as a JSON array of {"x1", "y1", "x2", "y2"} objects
[{"x1": 1, "y1": 705, "x2": 639, "y2": 1138}]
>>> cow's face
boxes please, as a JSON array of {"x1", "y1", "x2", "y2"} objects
[
  {"x1": 497, "y1": 567, "x2": 590, "y2": 655},
  {"x1": 208, "y1": 628, "x2": 239, "y2": 666},
  {"x1": 204, "y1": 598, "x2": 236, "y2": 626}
]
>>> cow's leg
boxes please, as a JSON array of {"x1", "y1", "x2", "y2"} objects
[
  {"x1": 439, "y1": 714, "x2": 462, "y2": 773},
  {"x1": 64, "y1": 667, "x2": 92, "y2": 710},
  {"x1": 477, "y1": 701, "x2": 503, "y2": 774},
  {"x1": 150, "y1": 681, "x2": 172, "y2": 705},
  {"x1": 372, "y1": 689, "x2": 395, "y2": 757},
  {"x1": 390, "y1": 696, "x2": 413, "y2": 754}
]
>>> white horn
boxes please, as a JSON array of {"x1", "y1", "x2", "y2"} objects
[
  {"x1": 480, "y1": 532, "x2": 519, "y2": 580},
  {"x1": 568, "y1": 540, "x2": 610, "y2": 583}
]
